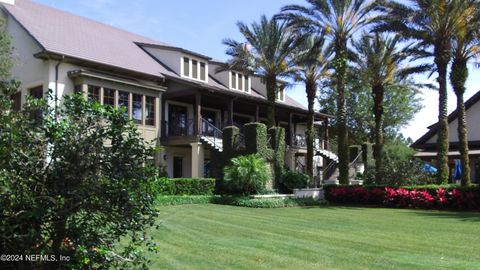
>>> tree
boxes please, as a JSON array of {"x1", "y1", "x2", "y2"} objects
[
  {"x1": 223, "y1": 15, "x2": 299, "y2": 127},
  {"x1": 279, "y1": 0, "x2": 377, "y2": 184},
  {"x1": 350, "y1": 33, "x2": 430, "y2": 184},
  {"x1": 449, "y1": 0, "x2": 480, "y2": 186},
  {"x1": 291, "y1": 34, "x2": 329, "y2": 182},
  {"x1": 318, "y1": 78, "x2": 423, "y2": 145},
  {"x1": 0, "y1": 93, "x2": 159, "y2": 269},
  {"x1": 375, "y1": 0, "x2": 470, "y2": 183}
]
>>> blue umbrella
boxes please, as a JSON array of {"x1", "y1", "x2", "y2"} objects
[
  {"x1": 423, "y1": 163, "x2": 437, "y2": 174},
  {"x1": 453, "y1": 159, "x2": 462, "y2": 181}
]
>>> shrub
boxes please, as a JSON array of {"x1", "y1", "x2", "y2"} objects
[
  {"x1": 324, "y1": 185, "x2": 480, "y2": 210},
  {"x1": 279, "y1": 171, "x2": 310, "y2": 193},
  {"x1": 156, "y1": 195, "x2": 214, "y2": 206},
  {"x1": 212, "y1": 196, "x2": 325, "y2": 208},
  {"x1": 223, "y1": 154, "x2": 270, "y2": 195},
  {"x1": 0, "y1": 92, "x2": 158, "y2": 269},
  {"x1": 156, "y1": 178, "x2": 215, "y2": 195}
]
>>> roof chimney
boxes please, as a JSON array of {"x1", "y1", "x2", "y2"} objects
[{"x1": 0, "y1": 0, "x2": 15, "y2": 5}]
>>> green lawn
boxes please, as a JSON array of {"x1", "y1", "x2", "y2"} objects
[{"x1": 149, "y1": 204, "x2": 480, "y2": 270}]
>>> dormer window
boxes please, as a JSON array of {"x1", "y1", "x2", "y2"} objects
[
  {"x1": 276, "y1": 87, "x2": 285, "y2": 102},
  {"x1": 230, "y1": 71, "x2": 250, "y2": 92},
  {"x1": 182, "y1": 56, "x2": 208, "y2": 82}
]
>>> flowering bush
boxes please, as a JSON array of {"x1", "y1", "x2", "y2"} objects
[{"x1": 324, "y1": 185, "x2": 480, "y2": 210}]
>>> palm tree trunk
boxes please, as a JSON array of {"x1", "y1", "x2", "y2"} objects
[
  {"x1": 335, "y1": 50, "x2": 349, "y2": 185},
  {"x1": 450, "y1": 57, "x2": 471, "y2": 186},
  {"x1": 434, "y1": 51, "x2": 450, "y2": 184},
  {"x1": 372, "y1": 85, "x2": 384, "y2": 184},
  {"x1": 266, "y1": 75, "x2": 277, "y2": 128},
  {"x1": 305, "y1": 79, "x2": 316, "y2": 183}
]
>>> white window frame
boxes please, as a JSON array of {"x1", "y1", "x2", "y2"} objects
[
  {"x1": 276, "y1": 88, "x2": 285, "y2": 102},
  {"x1": 181, "y1": 56, "x2": 208, "y2": 83},
  {"x1": 229, "y1": 71, "x2": 251, "y2": 93}
]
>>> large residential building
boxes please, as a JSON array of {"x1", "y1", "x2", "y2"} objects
[
  {"x1": 0, "y1": 0, "x2": 336, "y2": 179},
  {"x1": 412, "y1": 90, "x2": 480, "y2": 183}
]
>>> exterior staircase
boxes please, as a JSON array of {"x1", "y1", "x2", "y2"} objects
[{"x1": 200, "y1": 136, "x2": 223, "y2": 152}]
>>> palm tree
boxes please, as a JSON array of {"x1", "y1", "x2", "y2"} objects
[
  {"x1": 449, "y1": 0, "x2": 480, "y2": 186},
  {"x1": 375, "y1": 0, "x2": 470, "y2": 183},
  {"x1": 351, "y1": 33, "x2": 431, "y2": 184},
  {"x1": 279, "y1": 0, "x2": 377, "y2": 184},
  {"x1": 222, "y1": 15, "x2": 300, "y2": 128},
  {"x1": 292, "y1": 34, "x2": 330, "y2": 182}
]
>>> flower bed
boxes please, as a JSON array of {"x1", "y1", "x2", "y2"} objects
[{"x1": 324, "y1": 185, "x2": 480, "y2": 210}]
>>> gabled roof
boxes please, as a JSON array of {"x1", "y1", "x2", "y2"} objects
[
  {"x1": 412, "y1": 90, "x2": 480, "y2": 148},
  {"x1": 2, "y1": 0, "x2": 173, "y2": 78},
  {"x1": 1, "y1": 0, "x2": 327, "y2": 116}
]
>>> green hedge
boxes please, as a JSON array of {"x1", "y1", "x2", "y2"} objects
[
  {"x1": 156, "y1": 178, "x2": 216, "y2": 195},
  {"x1": 156, "y1": 195, "x2": 214, "y2": 206},
  {"x1": 212, "y1": 196, "x2": 326, "y2": 208}
]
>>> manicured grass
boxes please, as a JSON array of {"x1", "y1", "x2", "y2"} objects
[{"x1": 149, "y1": 204, "x2": 480, "y2": 269}]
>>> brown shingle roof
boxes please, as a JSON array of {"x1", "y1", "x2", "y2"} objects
[
  {"x1": 3, "y1": 0, "x2": 173, "y2": 78},
  {"x1": 3, "y1": 0, "x2": 324, "y2": 116}
]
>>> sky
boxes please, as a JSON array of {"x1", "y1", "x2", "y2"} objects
[{"x1": 35, "y1": 0, "x2": 480, "y2": 141}]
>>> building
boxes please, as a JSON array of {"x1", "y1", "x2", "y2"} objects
[
  {"x1": 412, "y1": 90, "x2": 480, "y2": 183},
  {"x1": 0, "y1": 0, "x2": 336, "y2": 179}
]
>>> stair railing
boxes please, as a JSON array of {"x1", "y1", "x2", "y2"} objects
[
  {"x1": 349, "y1": 150, "x2": 363, "y2": 179},
  {"x1": 201, "y1": 118, "x2": 223, "y2": 151}
]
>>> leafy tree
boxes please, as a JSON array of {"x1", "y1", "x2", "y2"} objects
[
  {"x1": 363, "y1": 137, "x2": 436, "y2": 186},
  {"x1": 0, "y1": 19, "x2": 13, "y2": 82},
  {"x1": 223, "y1": 154, "x2": 270, "y2": 195},
  {"x1": 223, "y1": 15, "x2": 300, "y2": 127},
  {"x1": 280, "y1": 0, "x2": 377, "y2": 184},
  {"x1": 350, "y1": 33, "x2": 430, "y2": 185},
  {"x1": 449, "y1": 0, "x2": 480, "y2": 186},
  {"x1": 291, "y1": 34, "x2": 329, "y2": 182},
  {"x1": 318, "y1": 79, "x2": 423, "y2": 145},
  {"x1": 0, "y1": 93, "x2": 159, "y2": 269},
  {"x1": 375, "y1": 0, "x2": 470, "y2": 183}
]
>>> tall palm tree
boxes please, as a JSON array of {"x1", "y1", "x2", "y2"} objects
[
  {"x1": 449, "y1": 0, "x2": 480, "y2": 186},
  {"x1": 279, "y1": 0, "x2": 377, "y2": 184},
  {"x1": 292, "y1": 34, "x2": 330, "y2": 182},
  {"x1": 375, "y1": 0, "x2": 469, "y2": 183},
  {"x1": 222, "y1": 15, "x2": 300, "y2": 128},
  {"x1": 351, "y1": 33, "x2": 431, "y2": 184}
]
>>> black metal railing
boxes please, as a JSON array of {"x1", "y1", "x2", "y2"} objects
[
  {"x1": 165, "y1": 118, "x2": 194, "y2": 137},
  {"x1": 201, "y1": 118, "x2": 222, "y2": 138}
]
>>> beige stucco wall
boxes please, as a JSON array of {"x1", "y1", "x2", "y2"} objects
[{"x1": 426, "y1": 100, "x2": 480, "y2": 144}]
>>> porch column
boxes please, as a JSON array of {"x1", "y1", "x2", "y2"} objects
[
  {"x1": 161, "y1": 97, "x2": 166, "y2": 139},
  {"x1": 228, "y1": 99, "x2": 234, "y2": 126},
  {"x1": 190, "y1": 142, "x2": 204, "y2": 178},
  {"x1": 288, "y1": 112, "x2": 293, "y2": 146},
  {"x1": 194, "y1": 92, "x2": 202, "y2": 135},
  {"x1": 255, "y1": 105, "x2": 260, "y2": 122}
]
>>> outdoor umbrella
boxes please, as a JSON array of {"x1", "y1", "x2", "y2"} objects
[{"x1": 453, "y1": 159, "x2": 462, "y2": 182}]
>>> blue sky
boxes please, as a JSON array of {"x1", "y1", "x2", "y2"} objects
[{"x1": 36, "y1": 0, "x2": 480, "y2": 141}]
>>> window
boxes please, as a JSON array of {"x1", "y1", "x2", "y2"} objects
[
  {"x1": 192, "y1": 59, "x2": 198, "y2": 79},
  {"x1": 118, "y1": 91, "x2": 129, "y2": 115},
  {"x1": 182, "y1": 56, "x2": 207, "y2": 82},
  {"x1": 87, "y1": 85, "x2": 100, "y2": 102},
  {"x1": 231, "y1": 72, "x2": 237, "y2": 89},
  {"x1": 183, "y1": 57, "x2": 190, "y2": 77},
  {"x1": 200, "y1": 62, "x2": 206, "y2": 81},
  {"x1": 230, "y1": 72, "x2": 250, "y2": 92},
  {"x1": 238, "y1": 74, "x2": 243, "y2": 91},
  {"x1": 145, "y1": 96, "x2": 155, "y2": 126},
  {"x1": 30, "y1": 86, "x2": 43, "y2": 99},
  {"x1": 132, "y1": 94, "x2": 142, "y2": 124},
  {"x1": 103, "y1": 88, "x2": 115, "y2": 106},
  {"x1": 276, "y1": 88, "x2": 285, "y2": 102},
  {"x1": 11, "y1": 91, "x2": 21, "y2": 111}
]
